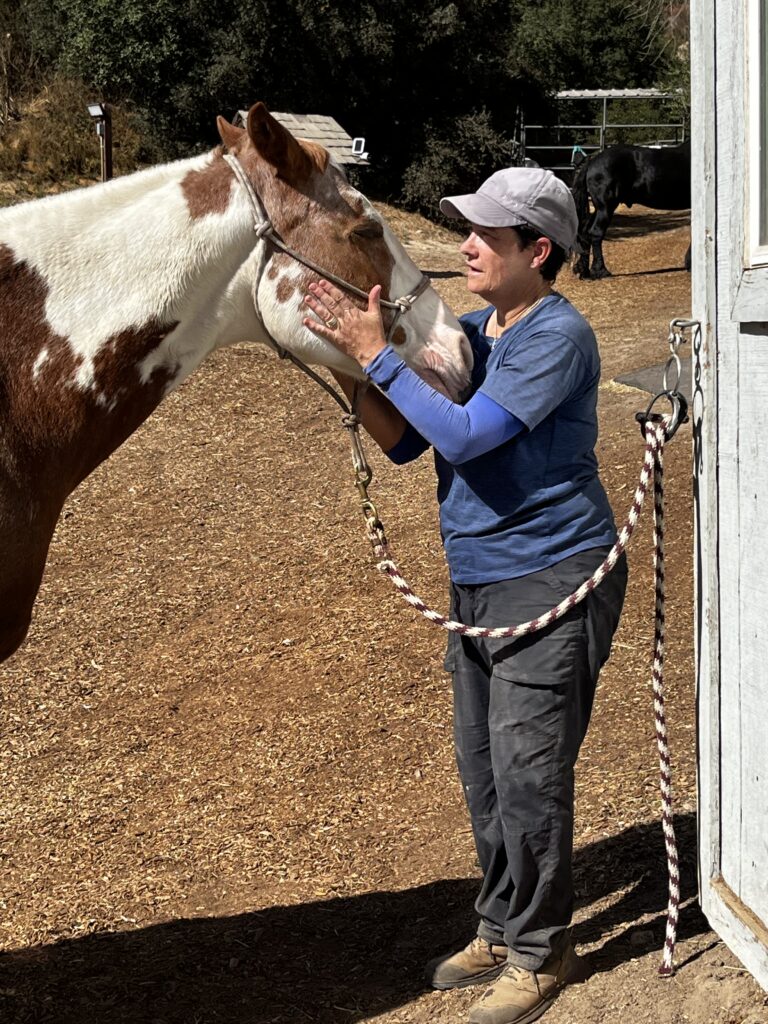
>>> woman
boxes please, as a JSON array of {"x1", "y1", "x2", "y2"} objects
[{"x1": 302, "y1": 167, "x2": 627, "y2": 1024}]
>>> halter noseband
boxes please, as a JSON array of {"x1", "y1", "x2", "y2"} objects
[{"x1": 223, "y1": 152, "x2": 430, "y2": 353}]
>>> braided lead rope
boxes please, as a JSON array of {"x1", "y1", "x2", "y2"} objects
[
  {"x1": 364, "y1": 419, "x2": 666, "y2": 639},
  {"x1": 652, "y1": 434, "x2": 680, "y2": 977},
  {"x1": 360, "y1": 416, "x2": 679, "y2": 973}
]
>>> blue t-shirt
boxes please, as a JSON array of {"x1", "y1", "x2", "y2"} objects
[{"x1": 436, "y1": 293, "x2": 617, "y2": 583}]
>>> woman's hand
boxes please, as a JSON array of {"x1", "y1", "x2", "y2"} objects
[{"x1": 302, "y1": 280, "x2": 387, "y2": 368}]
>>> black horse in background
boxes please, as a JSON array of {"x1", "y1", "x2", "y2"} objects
[{"x1": 571, "y1": 140, "x2": 691, "y2": 278}]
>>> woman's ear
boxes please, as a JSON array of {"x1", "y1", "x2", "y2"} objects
[{"x1": 531, "y1": 236, "x2": 552, "y2": 268}]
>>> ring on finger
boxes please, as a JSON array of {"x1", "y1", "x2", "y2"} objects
[{"x1": 325, "y1": 315, "x2": 340, "y2": 330}]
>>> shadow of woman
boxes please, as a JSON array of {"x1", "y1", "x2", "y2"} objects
[{"x1": 0, "y1": 814, "x2": 704, "y2": 1023}]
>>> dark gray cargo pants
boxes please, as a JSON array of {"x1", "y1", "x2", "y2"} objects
[{"x1": 445, "y1": 546, "x2": 628, "y2": 970}]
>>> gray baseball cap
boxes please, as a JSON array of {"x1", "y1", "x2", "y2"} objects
[{"x1": 440, "y1": 167, "x2": 578, "y2": 253}]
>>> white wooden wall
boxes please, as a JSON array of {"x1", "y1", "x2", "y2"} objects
[{"x1": 693, "y1": 0, "x2": 768, "y2": 989}]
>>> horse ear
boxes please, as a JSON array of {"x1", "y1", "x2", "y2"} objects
[
  {"x1": 246, "y1": 102, "x2": 313, "y2": 184},
  {"x1": 217, "y1": 116, "x2": 245, "y2": 151}
]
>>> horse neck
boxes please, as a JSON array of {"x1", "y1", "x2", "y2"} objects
[
  {"x1": 0, "y1": 150, "x2": 260, "y2": 494},
  {"x1": 0, "y1": 151, "x2": 257, "y2": 343}
]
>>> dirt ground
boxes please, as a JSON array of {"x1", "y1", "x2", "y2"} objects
[{"x1": 1, "y1": 197, "x2": 767, "y2": 1024}]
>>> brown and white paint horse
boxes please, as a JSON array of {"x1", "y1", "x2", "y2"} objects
[{"x1": 0, "y1": 102, "x2": 472, "y2": 662}]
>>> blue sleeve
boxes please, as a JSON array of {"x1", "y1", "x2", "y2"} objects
[
  {"x1": 366, "y1": 347, "x2": 525, "y2": 465},
  {"x1": 386, "y1": 422, "x2": 430, "y2": 464}
]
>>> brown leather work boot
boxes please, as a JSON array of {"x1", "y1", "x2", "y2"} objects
[
  {"x1": 426, "y1": 935, "x2": 508, "y2": 990},
  {"x1": 468, "y1": 942, "x2": 582, "y2": 1024}
]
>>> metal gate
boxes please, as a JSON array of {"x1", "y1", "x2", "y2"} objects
[{"x1": 521, "y1": 88, "x2": 687, "y2": 180}]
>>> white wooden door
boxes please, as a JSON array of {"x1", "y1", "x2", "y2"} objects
[{"x1": 692, "y1": 0, "x2": 768, "y2": 990}]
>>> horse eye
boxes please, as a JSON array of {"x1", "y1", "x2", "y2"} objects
[{"x1": 353, "y1": 220, "x2": 384, "y2": 240}]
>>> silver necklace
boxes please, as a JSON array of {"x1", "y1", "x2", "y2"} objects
[{"x1": 488, "y1": 292, "x2": 550, "y2": 347}]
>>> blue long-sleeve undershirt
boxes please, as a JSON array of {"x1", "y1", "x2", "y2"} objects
[{"x1": 365, "y1": 346, "x2": 525, "y2": 466}]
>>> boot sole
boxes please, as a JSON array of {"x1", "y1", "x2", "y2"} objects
[
  {"x1": 468, "y1": 960, "x2": 582, "y2": 1024},
  {"x1": 430, "y1": 962, "x2": 507, "y2": 991},
  {"x1": 468, "y1": 986, "x2": 562, "y2": 1024}
]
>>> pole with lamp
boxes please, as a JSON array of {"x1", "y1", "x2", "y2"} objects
[{"x1": 87, "y1": 103, "x2": 112, "y2": 182}]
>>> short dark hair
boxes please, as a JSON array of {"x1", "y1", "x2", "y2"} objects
[{"x1": 512, "y1": 225, "x2": 567, "y2": 282}]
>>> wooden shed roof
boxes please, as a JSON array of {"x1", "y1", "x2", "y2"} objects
[{"x1": 234, "y1": 110, "x2": 369, "y2": 166}]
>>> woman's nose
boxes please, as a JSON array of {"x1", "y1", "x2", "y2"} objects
[{"x1": 459, "y1": 234, "x2": 477, "y2": 256}]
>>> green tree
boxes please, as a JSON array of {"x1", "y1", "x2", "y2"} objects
[
  {"x1": 6, "y1": 0, "x2": 685, "y2": 203},
  {"x1": 509, "y1": 0, "x2": 663, "y2": 90},
  {"x1": 402, "y1": 109, "x2": 520, "y2": 217}
]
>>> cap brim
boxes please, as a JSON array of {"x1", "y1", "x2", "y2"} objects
[{"x1": 439, "y1": 192, "x2": 526, "y2": 228}]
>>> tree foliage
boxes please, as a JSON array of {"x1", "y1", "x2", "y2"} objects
[
  {"x1": 3, "y1": 0, "x2": 688, "y2": 208},
  {"x1": 509, "y1": 0, "x2": 665, "y2": 91},
  {"x1": 402, "y1": 110, "x2": 520, "y2": 218}
]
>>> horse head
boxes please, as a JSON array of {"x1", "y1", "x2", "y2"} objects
[{"x1": 217, "y1": 104, "x2": 473, "y2": 401}]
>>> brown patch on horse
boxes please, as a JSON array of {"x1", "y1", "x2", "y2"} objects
[
  {"x1": 0, "y1": 244, "x2": 178, "y2": 490},
  {"x1": 181, "y1": 148, "x2": 233, "y2": 220},
  {"x1": 87, "y1": 321, "x2": 180, "y2": 465},
  {"x1": 275, "y1": 275, "x2": 297, "y2": 303},
  {"x1": 239, "y1": 110, "x2": 375, "y2": 296},
  {"x1": 0, "y1": 244, "x2": 179, "y2": 658},
  {"x1": 216, "y1": 102, "x2": 397, "y2": 335},
  {"x1": 244, "y1": 151, "x2": 396, "y2": 317},
  {"x1": 390, "y1": 326, "x2": 407, "y2": 346}
]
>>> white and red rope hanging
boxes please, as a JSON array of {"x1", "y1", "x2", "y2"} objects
[{"x1": 358, "y1": 415, "x2": 681, "y2": 976}]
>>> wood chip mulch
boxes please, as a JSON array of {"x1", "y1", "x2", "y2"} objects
[{"x1": 2, "y1": 200, "x2": 766, "y2": 1024}]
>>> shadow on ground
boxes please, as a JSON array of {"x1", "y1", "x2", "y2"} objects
[
  {"x1": 581, "y1": 265, "x2": 689, "y2": 279},
  {"x1": 605, "y1": 211, "x2": 690, "y2": 239},
  {"x1": 0, "y1": 815, "x2": 702, "y2": 1024}
]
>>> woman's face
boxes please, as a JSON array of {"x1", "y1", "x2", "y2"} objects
[{"x1": 459, "y1": 225, "x2": 544, "y2": 301}]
